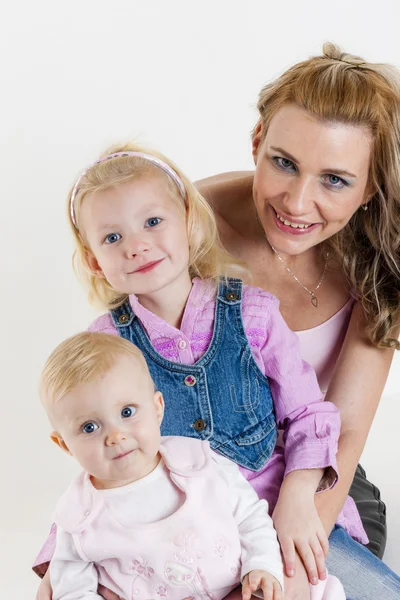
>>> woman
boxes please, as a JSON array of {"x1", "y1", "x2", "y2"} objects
[{"x1": 197, "y1": 43, "x2": 400, "y2": 599}]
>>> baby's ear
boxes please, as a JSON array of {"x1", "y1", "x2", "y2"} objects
[
  {"x1": 85, "y1": 249, "x2": 105, "y2": 278},
  {"x1": 154, "y1": 391, "x2": 165, "y2": 425},
  {"x1": 50, "y1": 431, "x2": 72, "y2": 456}
]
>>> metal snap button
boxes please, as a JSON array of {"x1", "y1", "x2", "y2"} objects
[
  {"x1": 184, "y1": 375, "x2": 196, "y2": 387},
  {"x1": 193, "y1": 419, "x2": 206, "y2": 431},
  {"x1": 225, "y1": 291, "x2": 237, "y2": 301},
  {"x1": 118, "y1": 314, "x2": 130, "y2": 324}
]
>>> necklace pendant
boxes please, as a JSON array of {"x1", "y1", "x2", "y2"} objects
[{"x1": 311, "y1": 294, "x2": 319, "y2": 308}]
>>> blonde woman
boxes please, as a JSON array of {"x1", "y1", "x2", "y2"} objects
[{"x1": 196, "y1": 43, "x2": 400, "y2": 598}]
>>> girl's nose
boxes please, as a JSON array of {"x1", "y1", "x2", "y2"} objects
[
  {"x1": 124, "y1": 234, "x2": 151, "y2": 258},
  {"x1": 105, "y1": 429, "x2": 127, "y2": 446}
]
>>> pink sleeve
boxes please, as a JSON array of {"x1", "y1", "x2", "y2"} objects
[
  {"x1": 259, "y1": 299, "x2": 340, "y2": 483},
  {"x1": 32, "y1": 523, "x2": 56, "y2": 577},
  {"x1": 87, "y1": 312, "x2": 119, "y2": 335}
]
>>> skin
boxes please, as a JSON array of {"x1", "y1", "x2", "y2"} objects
[
  {"x1": 196, "y1": 103, "x2": 396, "y2": 599},
  {"x1": 48, "y1": 355, "x2": 165, "y2": 489},
  {"x1": 81, "y1": 175, "x2": 192, "y2": 329}
]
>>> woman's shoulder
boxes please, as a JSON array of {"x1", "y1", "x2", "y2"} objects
[
  {"x1": 195, "y1": 171, "x2": 254, "y2": 214},
  {"x1": 87, "y1": 311, "x2": 118, "y2": 335}
]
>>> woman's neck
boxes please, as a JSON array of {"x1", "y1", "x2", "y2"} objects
[{"x1": 136, "y1": 272, "x2": 193, "y2": 329}]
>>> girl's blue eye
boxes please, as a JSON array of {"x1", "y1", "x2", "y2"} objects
[
  {"x1": 104, "y1": 233, "x2": 121, "y2": 244},
  {"x1": 82, "y1": 422, "x2": 99, "y2": 434},
  {"x1": 121, "y1": 405, "x2": 136, "y2": 418},
  {"x1": 145, "y1": 217, "x2": 162, "y2": 228},
  {"x1": 273, "y1": 157, "x2": 296, "y2": 172},
  {"x1": 324, "y1": 175, "x2": 348, "y2": 189}
]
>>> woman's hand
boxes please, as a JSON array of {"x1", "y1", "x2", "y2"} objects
[
  {"x1": 98, "y1": 585, "x2": 122, "y2": 600},
  {"x1": 273, "y1": 492, "x2": 328, "y2": 585}
]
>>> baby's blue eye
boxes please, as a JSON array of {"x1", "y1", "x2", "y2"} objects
[
  {"x1": 145, "y1": 217, "x2": 162, "y2": 228},
  {"x1": 104, "y1": 233, "x2": 122, "y2": 244},
  {"x1": 82, "y1": 422, "x2": 99, "y2": 434},
  {"x1": 121, "y1": 405, "x2": 136, "y2": 418}
]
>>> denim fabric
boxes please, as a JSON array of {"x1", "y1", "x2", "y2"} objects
[
  {"x1": 110, "y1": 278, "x2": 277, "y2": 471},
  {"x1": 327, "y1": 526, "x2": 400, "y2": 599}
]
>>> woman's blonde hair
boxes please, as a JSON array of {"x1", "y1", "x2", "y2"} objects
[
  {"x1": 254, "y1": 42, "x2": 400, "y2": 349},
  {"x1": 68, "y1": 143, "x2": 239, "y2": 310}
]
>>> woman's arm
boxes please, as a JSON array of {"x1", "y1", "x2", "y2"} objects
[{"x1": 316, "y1": 302, "x2": 396, "y2": 535}]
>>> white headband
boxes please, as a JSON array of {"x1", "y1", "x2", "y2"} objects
[{"x1": 69, "y1": 151, "x2": 187, "y2": 229}]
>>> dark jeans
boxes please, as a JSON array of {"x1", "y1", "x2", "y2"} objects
[{"x1": 348, "y1": 464, "x2": 387, "y2": 559}]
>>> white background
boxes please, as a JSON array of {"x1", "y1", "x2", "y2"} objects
[{"x1": 1, "y1": 1, "x2": 399, "y2": 596}]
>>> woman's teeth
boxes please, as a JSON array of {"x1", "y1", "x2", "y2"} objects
[{"x1": 276, "y1": 212, "x2": 311, "y2": 229}]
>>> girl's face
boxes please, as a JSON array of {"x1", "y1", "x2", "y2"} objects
[
  {"x1": 80, "y1": 175, "x2": 191, "y2": 300},
  {"x1": 252, "y1": 103, "x2": 373, "y2": 257}
]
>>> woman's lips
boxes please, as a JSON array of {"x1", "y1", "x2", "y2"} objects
[{"x1": 271, "y1": 207, "x2": 321, "y2": 235}]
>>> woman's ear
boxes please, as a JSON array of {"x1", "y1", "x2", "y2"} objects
[
  {"x1": 252, "y1": 122, "x2": 264, "y2": 165},
  {"x1": 85, "y1": 249, "x2": 105, "y2": 278},
  {"x1": 50, "y1": 431, "x2": 72, "y2": 456}
]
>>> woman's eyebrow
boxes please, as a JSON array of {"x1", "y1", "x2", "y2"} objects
[{"x1": 270, "y1": 145, "x2": 357, "y2": 178}]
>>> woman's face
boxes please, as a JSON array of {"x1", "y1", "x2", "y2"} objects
[{"x1": 252, "y1": 103, "x2": 373, "y2": 257}]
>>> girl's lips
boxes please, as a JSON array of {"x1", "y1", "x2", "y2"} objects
[
  {"x1": 271, "y1": 207, "x2": 321, "y2": 236},
  {"x1": 130, "y1": 259, "x2": 164, "y2": 274}
]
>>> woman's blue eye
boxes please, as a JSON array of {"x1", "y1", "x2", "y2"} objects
[
  {"x1": 121, "y1": 405, "x2": 136, "y2": 418},
  {"x1": 273, "y1": 157, "x2": 296, "y2": 172},
  {"x1": 324, "y1": 175, "x2": 348, "y2": 189},
  {"x1": 82, "y1": 422, "x2": 99, "y2": 434},
  {"x1": 104, "y1": 233, "x2": 122, "y2": 244},
  {"x1": 145, "y1": 217, "x2": 162, "y2": 228}
]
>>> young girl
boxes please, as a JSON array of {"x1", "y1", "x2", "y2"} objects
[
  {"x1": 34, "y1": 144, "x2": 342, "y2": 598},
  {"x1": 40, "y1": 331, "x2": 286, "y2": 600}
]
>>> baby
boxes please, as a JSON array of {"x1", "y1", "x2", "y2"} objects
[{"x1": 39, "y1": 331, "x2": 284, "y2": 600}]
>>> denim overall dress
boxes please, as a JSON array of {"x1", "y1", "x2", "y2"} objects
[{"x1": 110, "y1": 278, "x2": 277, "y2": 471}]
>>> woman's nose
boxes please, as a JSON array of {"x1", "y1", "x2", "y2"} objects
[{"x1": 282, "y1": 175, "x2": 316, "y2": 216}]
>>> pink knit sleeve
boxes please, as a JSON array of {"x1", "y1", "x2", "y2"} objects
[
  {"x1": 252, "y1": 290, "x2": 340, "y2": 483},
  {"x1": 87, "y1": 312, "x2": 119, "y2": 335},
  {"x1": 32, "y1": 523, "x2": 56, "y2": 577}
]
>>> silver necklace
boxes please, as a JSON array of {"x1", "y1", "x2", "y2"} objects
[{"x1": 269, "y1": 243, "x2": 329, "y2": 308}]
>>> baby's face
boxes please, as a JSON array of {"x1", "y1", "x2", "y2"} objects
[{"x1": 50, "y1": 354, "x2": 164, "y2": 489}]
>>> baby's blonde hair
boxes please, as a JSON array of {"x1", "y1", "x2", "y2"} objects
[
  {"x1": 68, "y1": 143, "x2": 240, "y2": 310},
  {"x1": 40, "y1": 332, "x2": 151, "y2": 408}
]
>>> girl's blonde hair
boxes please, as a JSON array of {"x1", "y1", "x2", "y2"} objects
[
  {"x1": 68, "y1": 143, "x2": 240, "y2": 310},
  {"x1": 254, "y1": 42, "x2": 400, "y2": 349}
]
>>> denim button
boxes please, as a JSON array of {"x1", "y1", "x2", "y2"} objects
[
  {"x1": 225, "y1": 291, "x2": 237, "y2": 301},
  {"x1": 178, "y1": 339, "x2": 187, "y2": 350},
  {"x1": 118, "y1": 314, "x2": 129, "y2": 324},
  {"x1": 193, "y1": 419, "x2": 206, "y2": 431},
  {"x1": 184, "y1": 375, "x2": 196, "y2": 386}
]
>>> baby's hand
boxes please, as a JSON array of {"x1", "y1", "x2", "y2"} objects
[
  {"x1": 273, "y1": 494, "x2": 328, "y2": 586},
  {"x1": 242, "y1": 570, "x2": 283, "y2": 600}
]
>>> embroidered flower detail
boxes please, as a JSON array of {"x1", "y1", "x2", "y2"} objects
[
  {"x1": 156, "y1": 585, "x2": 168, "y2": 598},
  {"x1": 213, "y1": 537, "x2": 227, "y2": 558},
  {"x1": 131, "y1": 558, "x2": 155, "y2": 580},
  {"x1": 229, "y1": 563, "x2": 241, "y2": 578}
]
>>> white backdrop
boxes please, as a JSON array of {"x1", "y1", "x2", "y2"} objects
[{"x1": 1, "y1": 1, "x2": 399, "y2": 596}]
